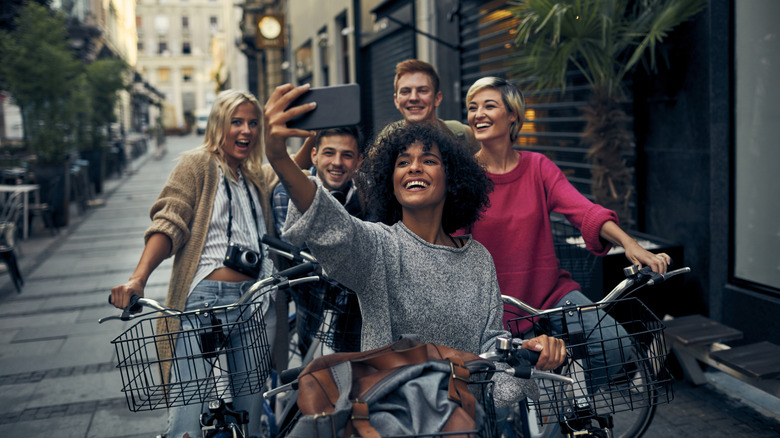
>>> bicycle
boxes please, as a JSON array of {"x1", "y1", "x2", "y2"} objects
[
  {"x1": 259, "y1": 234, "x2": 362, "y2": 437},
  {"x1": 262, "y1": 234, "x2": 362, "y2": 360},
  {"x1": 501, "y1": 264, "x2": 690, "y2": 438},
  {"x1": 99, "y1": 261, "x2": 320, "y2": 438}
]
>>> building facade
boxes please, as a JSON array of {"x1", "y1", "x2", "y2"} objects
[
  {"x1": 135, "y1": 0, "x2": 247, "y2": 131},
  {"x1": 50, "y1": 0, "x2": 164, "y2": 136}
]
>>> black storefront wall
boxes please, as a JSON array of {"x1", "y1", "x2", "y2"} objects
[
  {"x1": 458, "y1": 0, "x2": 713, "y2": 320},
  {"x1": 361, "y1": 28, "x2": 415, "y2": 139},
  {"x1": 358, "y1": 0, "x2": 416, "y2": 140},
  {"x1": 634, "y1": 2, "x2": 780, "y2": 346}
]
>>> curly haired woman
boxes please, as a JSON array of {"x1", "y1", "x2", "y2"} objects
[{"x1": 262, "y1": 83, "x2": 566, "y2": 408}]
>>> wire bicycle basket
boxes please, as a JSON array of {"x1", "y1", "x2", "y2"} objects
[
  {"x1": 111, "y1": 302, "x2": 272, "y2": 412},
  {"x1": 508, "y1": 298, "x2": 673, "y2": 427},
  {"x1": 290, "y1": 277, "x2": 362, "y2": 353}
]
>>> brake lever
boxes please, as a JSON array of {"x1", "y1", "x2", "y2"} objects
[{"x1": 120, "y1": 295, "x2": 143, "y2": 321}]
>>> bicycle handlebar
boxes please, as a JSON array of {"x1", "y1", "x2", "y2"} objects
[
  {"x1": 504, "y1": 264, "x2": 691, "y2": 316},
  {"x1": 262, "y1": 234, "x2": 317, "y2": 264},
  {"x1": 264, "y1": 366, "x2": 305, "y2": 399},
  {"x1": 101, "y1": 262, "x2": 321, "y2": 323},
  {"x1": 480, "y1": 337, "x2": 574, "y2": 384}
]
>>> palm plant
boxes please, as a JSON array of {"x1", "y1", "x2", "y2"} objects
[{"x1": 510, "y1": 0, "x2": 706, "y2": 225}]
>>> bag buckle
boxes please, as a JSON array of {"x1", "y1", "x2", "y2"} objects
[
  {"x1": 450, "y1": 361, "x2": 470, "y2": 382},
  {"x1": 312, "y1": 411, "x2": 336, "y2": 438},
  {"x1": 350, "y1": 398, "x2": 370, "y2": 420}
]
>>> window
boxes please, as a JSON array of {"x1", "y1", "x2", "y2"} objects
[
  {"x1": 183, "y1": 67, "x2": 194, "y2": 82},
  {"x1": 733, "y1": 0, "x2": 780, "y2": 291},
  {"x1": 336, "y1": 12, "x2": 351, "y2": 83},
  {"x1": 154, "y1": 15, "x2": 169, "y2": 35},
  {"x1": 318, "y1": 26, "x2": 329, "y2": 86},
  {"x1": 209, "y1": 16, "x2": 218, "y2": 33},
  {"x1": 158, "y1": 41, "x2": 168, "y2": 54},
  {"x1": 137, "y1": 41, "x2": 144, "y2": 53},
  {"x1": 158, "y1": 68, "x2": 170, "y2": 82},
  {"x1": 182, "y1": 16, "x2": 189, "y2": 30},
  {"x1": 182, "y1": 42, "x2": 191, "y2": 55},
  {"x1": 136, "y1": 15, "x2": 142, "y2": 29},
  {"x1": 296, "y1": 41, "x2": 313, "y2": 84}
]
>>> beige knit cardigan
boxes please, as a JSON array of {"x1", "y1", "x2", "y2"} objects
[{"x1": 146, "y1": 150, "x2": 282, "y2": 385}]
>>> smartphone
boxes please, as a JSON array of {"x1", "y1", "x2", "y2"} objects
[{"x1": 286, "y1": 83, "x2": 361, "y2": 130}]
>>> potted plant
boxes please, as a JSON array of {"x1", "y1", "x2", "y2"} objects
[{"x1": 510, "y1": 0, "x2": 706, "y2": 226}]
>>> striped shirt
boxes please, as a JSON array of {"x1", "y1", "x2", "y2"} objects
[{"x1": 190, "y1": 167, "x2": 274, "y2": 294}]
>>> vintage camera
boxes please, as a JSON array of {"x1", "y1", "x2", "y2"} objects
[{"x1": 223, "y1": 242, "x2": 262, "y2": 278}]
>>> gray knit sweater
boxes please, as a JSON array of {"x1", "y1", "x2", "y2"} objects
[{"x1": 283, "y1": 182, "x2": 538, "y2": 406}]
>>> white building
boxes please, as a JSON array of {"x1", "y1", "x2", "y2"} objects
[{"x1": 135, "y1": 0, "x2": 248, "y2": 130}]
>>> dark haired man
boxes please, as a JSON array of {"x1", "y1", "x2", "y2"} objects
[
  {"x1": 272, "y1": 125, "x2": 364, "y2": 354},
  {"x1": 272, "y1": 125, "x2": 364, "y2": 236}
]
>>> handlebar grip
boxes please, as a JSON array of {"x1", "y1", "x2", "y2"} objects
[
  {"x1": 108, "y1": 294, "x2": 143, "y2": 318},
  {"x1": 280, "y1": 366, "x2": 304, "y2": 385},
  {"x1": 276, "y1": 262, "x2": 317, "y2": 281},
  {"x1": 262, "y1": 234, "x2": 299, "y2": 253},
  {"x1": 513, "y1": 347, "x2": 541, "y2": 366},
  {"x1": 503, "y1": 348, "x2": 541, "y2": 379},
  {"x1": 108, "y1": 294, "x2": 143, "y2": 312}
]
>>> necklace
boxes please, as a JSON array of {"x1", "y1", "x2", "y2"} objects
[{"x1": 437, "y1": 234, "x2": 460, "y2": 248}]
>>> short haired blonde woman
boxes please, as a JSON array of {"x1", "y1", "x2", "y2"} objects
[
  {"x1": 111, "y1": 89, "x2": 283, "y2": 438},
  {"x1": 463, "y1": 76, "x2": 671, "y2": 388}
]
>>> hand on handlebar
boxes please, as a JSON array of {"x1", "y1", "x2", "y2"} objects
[
  {"x1": 623, "y1": 242, "x2": 671, "y2": 275},
  {"x1": 522, "y1": 334, "x2": 566, "y2": 371},
  {"x1": 110, "y1": 278, "x2": 145, "y2": 310}
]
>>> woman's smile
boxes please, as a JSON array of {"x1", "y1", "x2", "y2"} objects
[{"x1": 393, "y1": 142, "x2": 446, "y2": 212}]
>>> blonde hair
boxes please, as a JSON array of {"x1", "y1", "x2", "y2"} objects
[
  {"x1": 191, "y1": 89, "x2": 264, "y2": 187},
  {"x1": 466, "y1": 77, "x2": 525, "y2": 142}
]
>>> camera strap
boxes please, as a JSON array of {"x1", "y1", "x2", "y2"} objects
[{"x1": 223, "y1": 171, "x2": 261, "y2": 249}]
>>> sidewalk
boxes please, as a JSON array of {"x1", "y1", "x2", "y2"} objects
[{"x1": 0, "y1": 133, "x2": 778, "y2": 437}]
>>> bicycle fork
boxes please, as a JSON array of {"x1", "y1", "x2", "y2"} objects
[
  {"x1": 559, "y1": 335, "x2": 613, "y2": 438},
  {"x1": 197, "y1": 306, "x2": 249, "y2": 438}
]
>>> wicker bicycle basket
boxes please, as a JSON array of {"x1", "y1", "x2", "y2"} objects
[
  {"x1": 110, "y1": 302, "x2": 272, "y2": 412},
  {"x1": 507, "y1": 298, "x2": 673, "y2": 426},
  {"x1": 289, "y1": 277, "x2": 362, "y2": 352}
]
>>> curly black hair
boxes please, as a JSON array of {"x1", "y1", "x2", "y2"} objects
[{"x1": 355, "y1": 123, "x2": 493, "y2": 234}]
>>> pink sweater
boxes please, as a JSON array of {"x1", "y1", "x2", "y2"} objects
[{"x1": 466, "y1": 151, "x2": 618, "y2": 331}]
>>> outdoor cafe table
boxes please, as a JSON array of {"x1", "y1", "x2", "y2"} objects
[{"x1": 0, "y1": 184, "x2": 40, "y2": 239}]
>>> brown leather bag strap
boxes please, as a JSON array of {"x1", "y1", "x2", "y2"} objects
[
  {"x1": 354, "y1": 343, "x2": 431, "y2": 370},
  {"x1": 446, "y1": 355, "x2": 476, "y2": 418},
  {"x1": 350, "y1": 399, "x2": 380, "y2": 438}
]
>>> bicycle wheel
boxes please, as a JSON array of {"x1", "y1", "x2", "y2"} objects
[
  {"x1": 597, "y1": 345, "x2": 657, "y2": 438},
  {"x1": 512, "y1": 344, "x2": 657, "y2": 438}
]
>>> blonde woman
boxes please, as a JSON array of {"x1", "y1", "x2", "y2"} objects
[
  {"x1": 111, "y1": 89, "x2": 284, "y2": 438},
  {"x1": 463, "y1": 76, "x2": 671, "y2": 388}
]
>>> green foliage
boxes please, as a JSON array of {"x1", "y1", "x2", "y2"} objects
[
  {"x1": 509, "y1": 0, "x2": 706, "y2": 226},
  {"x1": 85, "y1": 58, "x2": 127, "y2": 150},
  {"x1": 510, "y1": 0, "x2": 707, "y2": 97},
  {"x1": 0, "y1": 2, "x2": 83, "y2": 162}
]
